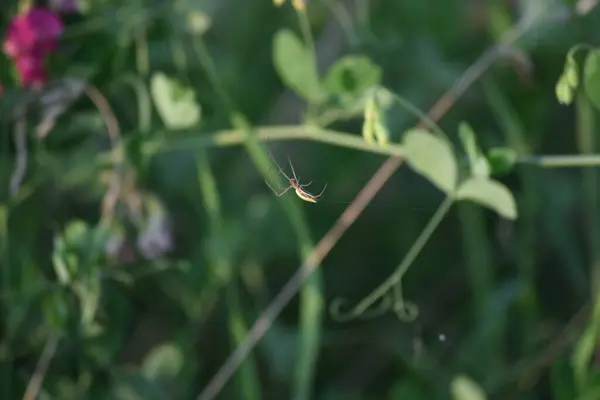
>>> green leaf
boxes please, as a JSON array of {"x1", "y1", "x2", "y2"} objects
[
  {"x1": 141, "y1": 342, "x2": 184, "y2": 381},
  {"x1": 584, "y1": 49, "x2": 600, "y2": 110},
  {"x1": 577, "y1": 379, "x2": 600, "y2": 400},
  {"x1": 362, "y1": 91, "x2": 389, "y2": 146},
  {"x1": 273, "y1": 29, "x2": 323, "y2": 103},
  {"x1": 458, "y1": 122, "x2": 490, "y2": 178},
  {"x1": 52, "y1": 253, "x2": 71, "y2": 285},
  {"x1": 556, "y1": 75, "x2": 575, "y2": 105},
  {"x1": 572, "y1": 292, "x2": 600, "y2": 390},
  {"x1": 456, "y1": 178, "x2": 517, "y2": 220},
  {"x1": 150, "y1": 72, "x2": 201, "y2": 130},
  {"x1": 324, "y1": 56, "x2": 382, "y2": 105},
  {"x1": 451, "y1": 375, "x2": 487, "y2": 400},
  {"x1": 459, "y1": 122, "x2": 478, "y2": 162},
  {"x1": 487, "y1": 147, "x2": 518, "y2": 175},
  {"x1": 402, "y1": 129, "x2": 458, "y2": 194}
]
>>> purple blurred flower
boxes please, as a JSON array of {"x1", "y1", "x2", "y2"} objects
[{"x1": 2, "y1": 7, "x2": 63, "y2": 87}]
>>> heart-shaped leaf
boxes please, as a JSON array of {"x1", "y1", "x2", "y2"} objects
[
  {"x1": 151, "y1": 72, "x2": 201, "y2": 130},
  {"x1": 403, "y1": 129, "x2": 457, "y2": 194},
  {"x1": 456, "y1": 178, "x2": 517, "y2": 220},
  {"x1": 273, "y1": 29, "x2": 323, "y2": 103}
]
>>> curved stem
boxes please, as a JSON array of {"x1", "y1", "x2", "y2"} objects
[{"x1": 341, "y1": 195, "x2": 455, "y2": 317}]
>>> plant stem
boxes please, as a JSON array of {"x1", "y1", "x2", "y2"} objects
[
  {"x1": 144, "y1": 125, "x2": 406, "y2": 158},
  {"x1": 575, "y1": 90, "x2": 600, "y2": 296},
  {"x1": 519, "y1": 154, "x2": 600, "y2": 168},
  {"x1": 343, "y1": 196, "x2": 454, "y2": 317}
]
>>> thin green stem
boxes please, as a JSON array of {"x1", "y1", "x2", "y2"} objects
[
  {"x1": 191, "y1": 39, "x2": 236, "y2": 113},
  {"x1": 338, "y1": 196, "x2": 454, "y2": 318},
  {"x1": 519, "y1": 154, "x2": 600, "y2": 168},
  {"x1": 575, "y1": 90, "x2": 600, "y2": 296},
  {"x1": 143, "y1": 125, "x2": 405, "y2": 157}
]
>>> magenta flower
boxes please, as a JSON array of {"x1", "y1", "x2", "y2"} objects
[
  {"x1": 2, "y1": 7, "x2": 63, "y2": 87},
  {"x1": 14, "y1": 55, "x2": 46, "y2": 86}
]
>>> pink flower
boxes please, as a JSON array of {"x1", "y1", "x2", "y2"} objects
[
  {"x1": 3, "y1": 7, "x2": 63, "y2": 58},
  {"x1": 2, "y1": 7, "x2": 63, "y2": 87},
  {"x1": 15, "y1": 55, "x2": 46, "y2": 86}
]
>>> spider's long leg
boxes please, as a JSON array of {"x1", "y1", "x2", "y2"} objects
[
  {"x1": 314, "y1": 182, "x2": 328, "y2": 198},
  {"x1": 275, "y1": 186, "x2": 293, "y2": 197},
  {"x1": 265, "y1": 179, "x2": 293, "y2": 197},
  {"x1": 265, "y1": 163, "x2": 284, "y2": 192},
  {"x1": 267, "y1": 149, "x2": 292, "y2": 181},
  {"x1": 287, "y1": 154, "x2": 299, "y2": 182},
  {"x1": 300, "y1": 181, "x2": 312, "y2": 187}
]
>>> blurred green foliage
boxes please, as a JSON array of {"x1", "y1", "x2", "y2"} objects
[{"x1": 2, "y1": 0, "x2": 600, "y2": 399}]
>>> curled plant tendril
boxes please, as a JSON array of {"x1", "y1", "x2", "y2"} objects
[
  {"x1": 329, "y1": 293, "x2": 393, "y2": 322},
  {"x1": 393, "y1": 300, "x2": 419, "y2": 321},
  {"x1": 392, "y1": 281, "x2": 419, "y2": 322}
]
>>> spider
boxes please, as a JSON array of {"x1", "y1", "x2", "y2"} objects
[{"x1": 265, "y1": 151, "x2": 327, "y2": 204}]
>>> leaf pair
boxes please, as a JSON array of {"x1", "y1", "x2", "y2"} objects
[
  {"x1": 402, "y1": 128, "x2": 518, "y2": 220},
  {"x1": 273, "y1": 29, "x2": 381, "y2": 109},
  {"x1": 556, "y1": 46, "x2": 600, "y2": 111}
]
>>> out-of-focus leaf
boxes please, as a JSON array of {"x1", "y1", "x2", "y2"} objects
[
  {"x1": 272, "y1": 29, "x2": 323, "y2": 103},
  {"x1": 451, "y1": 375, "x2": 487, "y2": 400},
  {"x1": 141, "y1": 342, "x2": 184, "y2": 381},
  {"x1": 362, "y1": 90, "x2": 389, "y2": 146},
  {"x1": 456, "y1": 178, "x2": 517, "y2": 220},
  {"x1": 551, "y1": 358, "x2": 577, "y2": 400},
  {"x1": 458, "y1": 122, "x2": 490, "y2": 178},
  {"x1": 403, "y1": 129, "x2": 458, "y2": 194},
  {"x1": 583, "y1": 49, "x2": 600, "y2": 110},
  {"x1": 151, "y1": 72, "x2": 201, "y2": 130},
  {"x1": 487, "y1": 147, "x2": 518, "y2": 176},
  {"x1": 325, "y1": 56, "x2": 382, "y2": 107},
  {"x1": 572, "y1": 291, "x2": 600, "y2": 390}
]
